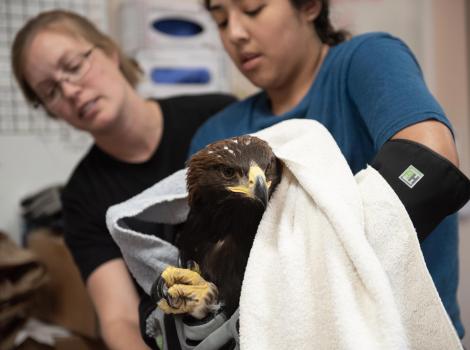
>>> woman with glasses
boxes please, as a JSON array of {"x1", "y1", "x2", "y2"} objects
[
  {"x1": 184, "y1": 0, "x2": 467, "y2": 342},
  {"x1": 12, "y1": 10, "x2": 235, "y2": 350}
]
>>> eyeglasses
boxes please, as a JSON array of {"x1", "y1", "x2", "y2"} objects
[{"x1": 35, "y1": 46, "x2": 96, "y2": 108}]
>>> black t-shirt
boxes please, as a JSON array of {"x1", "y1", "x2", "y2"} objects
[{"x1": 63, "y1": 94, "x2": 236, "y2": 282}]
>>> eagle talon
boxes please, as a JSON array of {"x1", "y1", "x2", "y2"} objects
[
  {"x1": 150, "y1": 274, "x2": 168, "y2": 304},
  {"x1": 185, "y1": 260, "x2": 201, "y2": 274},
  {"x1": 156, "y1": 265, "x2": 220, "y2": 319}
]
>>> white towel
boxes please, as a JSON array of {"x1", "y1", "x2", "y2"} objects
[
  {"x1": 240, "y1": 119, "x2": 461, "y2": 349},
  {"x1": 106, "y1": 119, "x2": 462, "y2": 349},
  {"x1": 106, "y1": 169, "x2": 187, "y2": 294}
]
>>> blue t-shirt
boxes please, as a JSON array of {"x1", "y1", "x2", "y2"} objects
[{"x1": 189, "y1": 32, "x2": 463, "y2": 338}]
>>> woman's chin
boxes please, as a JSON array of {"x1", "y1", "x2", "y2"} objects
[
  {"x1": 79, "y1": 113, "x2": 114, "y2": 134},
  {"x1": 246, "y1": 75, "x2": 274, "y2": 91}
]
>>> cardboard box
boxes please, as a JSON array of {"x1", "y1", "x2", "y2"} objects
[
  {"x1": 16, "y1": 335, "x2": 107, "y2": 350},
  {"x1": 26, "y1": 229, "x2": 99, "y2": 340}
]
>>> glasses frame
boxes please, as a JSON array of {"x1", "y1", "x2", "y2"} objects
[{"x1": 34, "y1": 46, "x2": 96, "y2": 109}]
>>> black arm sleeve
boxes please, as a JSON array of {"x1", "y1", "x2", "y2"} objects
[{"x1": 371, "y1": 139, "x2": 470, "y2": 241}]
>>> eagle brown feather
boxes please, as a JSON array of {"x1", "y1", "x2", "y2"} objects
[{"x1": 176, "y1": 135, "x2": 282, "y2": 317}]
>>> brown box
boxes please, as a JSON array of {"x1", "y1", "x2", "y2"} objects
[
  {"x1": 55, "y1": 335, "x2": 107, "y2": 350},
  {"x1": 16, "y1": 336, "x2": 107, "y2": 350},
  {"x1": 26, "y1": 229, "x2": 99, "y2": 340}
]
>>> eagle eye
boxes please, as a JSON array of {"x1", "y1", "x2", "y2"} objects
[{"x1": 220, "y1": 166, "x2": 236, "y2": 179}]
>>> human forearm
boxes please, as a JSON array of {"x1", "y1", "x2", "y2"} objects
[
  {"x1": 101, "y1": 318, "x2": 150, "y2": 350},
  {"x1": 87, "y1": 259, "x2": 151, "y2": 350}
]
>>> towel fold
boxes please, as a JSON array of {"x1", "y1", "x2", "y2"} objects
[
  {"x1": 106, "y1": 169, "x2": 187, "y2": 294},
  {"x1": 240, "y1": 119, "x2": 461, "y2": 349}
]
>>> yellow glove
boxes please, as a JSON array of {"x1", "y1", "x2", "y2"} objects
[{"x1": 157, "y1": 266, "x2": 219, "y2": 319}]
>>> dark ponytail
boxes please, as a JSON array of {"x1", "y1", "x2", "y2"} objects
[
  {"x1": 291, "y1": 0, "x2": 349, "y2": 45},
  {"x1": 314, "y1": 0, "x2": 349, "y2": 45}
]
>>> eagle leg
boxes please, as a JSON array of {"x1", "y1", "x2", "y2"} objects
[{"x1": 153, "y1": 265, "x2": 220, "y2": 319}]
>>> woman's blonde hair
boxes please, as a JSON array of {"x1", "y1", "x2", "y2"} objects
[{"x1": 11, "y1": 10, "x2": 142, "y2": 107}]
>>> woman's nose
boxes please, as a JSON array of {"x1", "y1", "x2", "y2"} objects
[
  {"x1": 227, "y1": 13, "x2": 249, "y2": 44},
  {"x1": 60, "y1": 80, "x2": 81, "y2": 100}
]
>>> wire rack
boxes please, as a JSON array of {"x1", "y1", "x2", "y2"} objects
[{"x1": 0, "y1": 0, "x2": 108, "y2": 136}]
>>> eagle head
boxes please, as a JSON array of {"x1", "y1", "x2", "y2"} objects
[
  {"x1": 177, "y1": 135, "x2": 282, "y2": 316},
  {"x1": 186, "y1": 135, "x2": 281, "y2": 233}
]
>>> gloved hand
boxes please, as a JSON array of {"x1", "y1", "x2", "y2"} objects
[{"x1": 153, "y1": 265, "x2": 219, "y2": 319}]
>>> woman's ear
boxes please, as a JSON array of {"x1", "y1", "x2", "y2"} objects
[{"x1": 302, "y1": 0, "x2": 322, "y2": 22}]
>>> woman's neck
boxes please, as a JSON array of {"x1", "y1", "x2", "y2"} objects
[
  {"x1": 93, "y1": 89, "x2": 164, "y2": 163},
  {"x1": 268, "y1": 41, "x2": 329, "y2": 116}
]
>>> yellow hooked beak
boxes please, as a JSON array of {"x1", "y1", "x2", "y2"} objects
[{"x1": 227, "y1": 162, "x2": 271, "y2": 206}]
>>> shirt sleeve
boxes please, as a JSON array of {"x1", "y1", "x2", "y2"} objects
[{"x1": 347, "y1": 34, "x2": 452, "y2": 149}]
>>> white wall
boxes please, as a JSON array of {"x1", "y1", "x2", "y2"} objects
[
  {"x1": 431, "y1": 1, "x2": 470, "y2": 347},
  {"x1": 0, "y1": 133, "x2": 91, "y2": 241},
  {"x1": 0, "y1": 1, "x2": 104, "y2": 243}
]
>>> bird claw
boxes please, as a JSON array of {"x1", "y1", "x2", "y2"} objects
[{"x1": 154, "y1": 265, "x2": 219, "y2": 319}]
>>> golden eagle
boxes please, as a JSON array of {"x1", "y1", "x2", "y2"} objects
[{"x1": 176, "y1": 135, "x2": 282, "y2": 317}]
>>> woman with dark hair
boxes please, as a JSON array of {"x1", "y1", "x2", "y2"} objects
[
  {"x1": 189, "y1": 0, "x2": 464, "y2": 341},
  {"x1": 12, "y1": 10, "x2": 235, "y2": 350}
]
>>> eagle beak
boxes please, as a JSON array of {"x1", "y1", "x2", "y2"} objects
[
  {"x1": 227, "y1": 163, "x2": 269, "y2": 207},
  {"x1": 253, "y1": 175, "x2": 269, "y2": 207}
]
